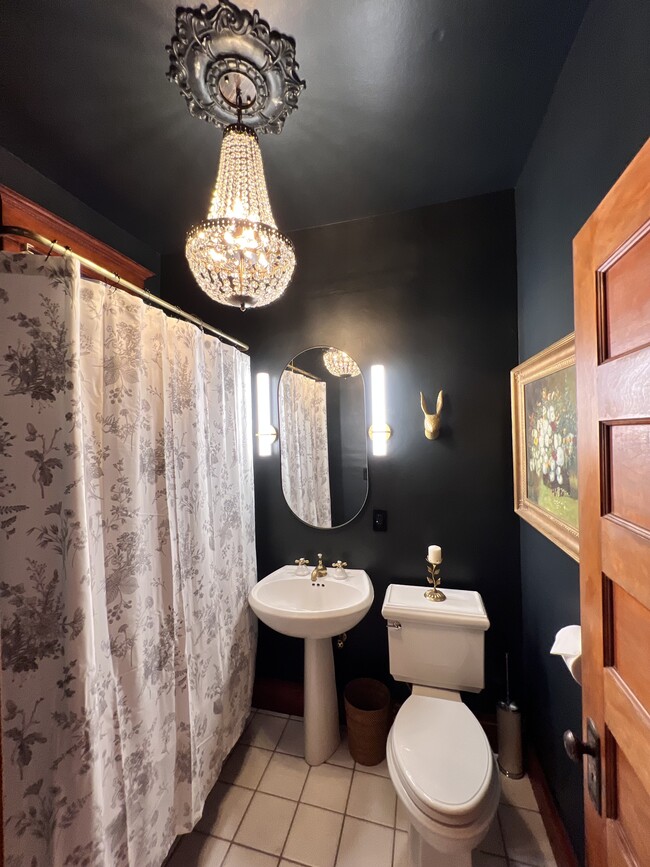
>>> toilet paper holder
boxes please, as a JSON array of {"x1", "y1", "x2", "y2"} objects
[{"x1": 550, "y1": 625, "x2": 582, "y2": 685}]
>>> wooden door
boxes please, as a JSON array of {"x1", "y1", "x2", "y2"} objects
[{"x1": 574, "y1": 137, "x2": 650, "y2": 866}]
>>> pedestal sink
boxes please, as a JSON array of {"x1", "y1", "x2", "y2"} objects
[{"x1": 249, "y1": 565, "x2": 373, "y2": 765}]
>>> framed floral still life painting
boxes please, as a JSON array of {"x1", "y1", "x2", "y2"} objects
[{"x1": 511, "y1": 333, "x2": 579, "y2": 561}]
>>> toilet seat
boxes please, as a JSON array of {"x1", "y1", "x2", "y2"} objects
[{"x1": 388, "y1": 695, "x2": 498, "y2": 830}]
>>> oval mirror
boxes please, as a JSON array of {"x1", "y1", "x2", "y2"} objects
[{"x1": 279, "y1": 347, "x2": 368, "y2": 528}]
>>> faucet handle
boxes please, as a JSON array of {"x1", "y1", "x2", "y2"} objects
[
  {"x1": 332, "y1": 560, "x2": 347, "y2": 569},
  {"x1": 295, "y1": 558, "x2": 310, "y2": 566},
  {"x1": 317, "y1": 553, "x2": 324, "y2": 566}
]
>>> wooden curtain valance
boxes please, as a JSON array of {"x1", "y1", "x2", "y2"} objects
[{"x1": 0, "y1": 184, "x2": 154, "y2": 289}]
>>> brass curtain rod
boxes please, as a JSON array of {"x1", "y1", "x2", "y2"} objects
[
  {"x1": 286, "y1": 362, "x2": 322, "y2": 382},
  {"x1": 0, "y1": 225, "x2": 249, "y2": 352}
]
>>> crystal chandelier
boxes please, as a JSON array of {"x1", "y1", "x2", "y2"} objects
[
  {"x1": 323, "y1": 348, "x2": 361, "y2": 379},
  {"x1": 186, "y1": 122, "x2": 296, "y2": 310},
  {"x1": 167, "y1": 1, "x2": 305, "y2": 311}
]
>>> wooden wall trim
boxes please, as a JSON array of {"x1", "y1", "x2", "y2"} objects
[
  {"x1": 528, "y1": 748, "x2": 581, "y2": 867},
  {"x1": 0, "y1": 184, "x2": 154, "y2": 289}
]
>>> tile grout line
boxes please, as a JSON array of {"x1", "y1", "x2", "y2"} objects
[
  {"x1": 212, "y1": 778, "x2": 399, "y2": 831},
  {"x1": 277, "y1": 747, "x2": 312, "y2": 863},
  {"x1": 190, "y1": 710, "x2": 269, "y2": 866},
  {"x1": 497, "y1": 807, "x2": 510, "y2": 866},
  {"x1": 331, "y1": 757, "x2": 358, "y2": 866},
  {"x1": 188, "y1": 719, "x2": 552, "y2": 867},
  {"x1": 222, "y1": 725, "x2": 283, "y2": 859},
  {"x1": 391, "y1": 783, "x2": 399, "y2": 867},
  {"x1": 248, "y1": 714, "x2": 297, "y2": 861},
  {"x1": 278, "y1": 727, "x2": 353, "y2": 866},
  {"x1": 174, "y1": 714, "x2": 290, "y2": 866},
  {"x1": 218, "y1": 721, "x2": 402, "y2": 866}
]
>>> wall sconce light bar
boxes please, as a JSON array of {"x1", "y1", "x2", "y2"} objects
[
  {"x1": 368, "y1": 364, "x2": 391, "y2": 456},
  {"x1": 256, "y1": 371, "x2": 278, "y2": 456}
]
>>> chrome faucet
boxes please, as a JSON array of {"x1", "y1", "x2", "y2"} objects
[{"x1": 311, "y1": 553, "x2": 327, "y2": 583}]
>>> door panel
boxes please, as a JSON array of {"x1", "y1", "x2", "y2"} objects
[
  {"x1": 617, "y1": 747, "x2": 650, "y2": 865},
  {"x1": 605, "y1": 822, "x2": 636, "y2": 867},
  {"x1": 596, "y1": 346, "x2": 650, "y2": 418},
  {"x1": 604, "y1": 225, "x2": 650, "y2": 359},
  {"x1": 602, "y1": 519, "x2": 650, "y2": 610},
  {"x1": 608, "y1": 424, "x2": 650, "y2": 528},
  {"x1": 574, "y1": 138, "x2": 650, "y2": 866},
  {"x1": 603, "y1": 669, "x2": 650, "y2": 798},
  {"x1": 612, "y1": 583, "x2": 650, "y2": 710}
]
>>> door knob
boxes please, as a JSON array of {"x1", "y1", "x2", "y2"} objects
[
  {"x1": 563, "y1": 729, "x2": 597, "y2": 763},
  {"x1": 563, "y1": 720, "x2": 602, "y2": 816}
]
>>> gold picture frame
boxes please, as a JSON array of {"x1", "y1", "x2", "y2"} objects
[{"x1": 511, "y1": 333, "x2": 579, "y2": 561}]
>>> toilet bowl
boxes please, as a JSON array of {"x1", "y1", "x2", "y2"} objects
[
  {"x1": 387, "y1": 693, "x2": 500, "y2": 866},
  {"x1": 381, "y1": 585, "x2": 500, "y2": 866}
]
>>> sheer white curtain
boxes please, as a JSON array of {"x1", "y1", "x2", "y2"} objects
[
  {"x1": 279, "y1": 369, "x2": 331, "y2": 526},
  {"x1": 0, "y1": 253, "x2": 257, "y2": 866}
]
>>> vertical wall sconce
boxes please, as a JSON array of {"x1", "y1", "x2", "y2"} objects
[
  {"x1": 368, "y1": 364, "x2": 392, "y2": 456},
  {"x1": 256, "y1": 372, "x2": 278, "y2": 457}
]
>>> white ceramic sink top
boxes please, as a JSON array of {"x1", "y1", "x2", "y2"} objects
[{"x1": 249, "y1": 565, "x2": 374, "y2": 639}]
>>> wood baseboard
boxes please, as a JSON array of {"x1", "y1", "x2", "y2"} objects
[
  {"x1": 527, "y1": 748, "x2": 580, "y2": 867},
  {"x1": 252, "y1": 678, "x2": 304, "y2": 716}
]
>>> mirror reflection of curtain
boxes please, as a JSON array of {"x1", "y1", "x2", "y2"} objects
[{"x1": 279, "y1": 370, "x2": 332, "y2": 526}]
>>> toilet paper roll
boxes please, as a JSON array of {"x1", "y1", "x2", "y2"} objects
[{"x1": 550, "y1": 625, "x2": 582, "y2": 685}]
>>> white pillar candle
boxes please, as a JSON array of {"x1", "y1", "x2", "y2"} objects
[{"x1": 428, "y1": 545, "x2": 442, "y2": 564}]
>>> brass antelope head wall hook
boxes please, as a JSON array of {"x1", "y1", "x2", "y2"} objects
[{"x1": 420, "y1": 390, "x2": 444, "y2": 440}]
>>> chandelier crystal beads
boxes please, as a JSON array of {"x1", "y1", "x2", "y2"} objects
[
  {"x1": 185, "y1": 124, "x2": 296, "y2": 310},
  {"x1": 323, "y1": 348, "x2": 361, "y2": 379},
  {"x1": 168, "y1": 1, "x2": 305, "y2": 310}
]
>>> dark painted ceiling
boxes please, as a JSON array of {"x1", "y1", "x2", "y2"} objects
[{"x1": 0, "y1": 1, "x2": 588, "y2": 253}]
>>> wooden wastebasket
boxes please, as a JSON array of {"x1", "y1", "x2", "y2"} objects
[{"x1": 344, "y1": 678, "x2": 391, "y2": 766}]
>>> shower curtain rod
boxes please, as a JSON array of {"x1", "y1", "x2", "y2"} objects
[
  {"x1": 286, "y1": 362, "x2": 323, "y2": 382},
  {"x1": 0, "y1": 225, "x2": 249, "y2": 352}
]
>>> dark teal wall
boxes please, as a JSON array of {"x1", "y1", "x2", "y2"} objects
[
  {"x1": 162, "y1": 190, "x2": 521, "y2": 717},
  {"x1": 515, "y1": 0, "x2": 650, "y2": 861},
  {"x1": 0, "y1": 145, "x2": 160, "y2": 291}
]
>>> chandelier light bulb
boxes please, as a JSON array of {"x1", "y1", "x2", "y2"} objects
[{"x1": 186, "y1": 124, "x2": 296, "y2": 310}]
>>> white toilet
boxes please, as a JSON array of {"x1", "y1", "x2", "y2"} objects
[{"x1": 382, "y1": 585, "x2": 500, "y2": 867}]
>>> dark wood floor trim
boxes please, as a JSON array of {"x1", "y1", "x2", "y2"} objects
[
  {"x1": 252, "y1": 677, "x2": 304, "y2": 717},
  {"x1": 528, "y1": 748, "x2": 580, "y2": 867}
]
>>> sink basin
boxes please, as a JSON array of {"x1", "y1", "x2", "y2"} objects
[
  {"x1": 249, "y1": 566, "x2": 373, "y2": 639},
  {"x1": 249, "y1": 565, "x2": 374, "y2": 765}
]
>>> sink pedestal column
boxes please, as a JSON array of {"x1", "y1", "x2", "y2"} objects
[{"x1": 304, "y1": 638, "x2": 340, "y2": 765}]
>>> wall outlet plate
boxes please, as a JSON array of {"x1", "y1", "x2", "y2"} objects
[{"x1": 373, "y1": 509, "x2": 387, "y2": 531}]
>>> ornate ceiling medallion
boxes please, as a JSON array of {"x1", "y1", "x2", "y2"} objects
[{"x1": 167, "y1": 1, "x2": 305, "y2": 134}]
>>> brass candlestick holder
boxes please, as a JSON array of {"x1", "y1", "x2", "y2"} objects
[{"x1": 425, "y1": 558, "x2": 446, "y2": 602}]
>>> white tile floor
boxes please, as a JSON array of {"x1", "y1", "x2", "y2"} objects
[{"x1": 165, "y1": 710, "x2": 557, "y2": 867}]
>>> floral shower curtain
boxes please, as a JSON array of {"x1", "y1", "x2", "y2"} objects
[
  {"x1": 279, "y1": 369, "x2": 331, "y2": 526},
  {"x1": 0, "y1": 254, "x2": 257, "y2": 867}
]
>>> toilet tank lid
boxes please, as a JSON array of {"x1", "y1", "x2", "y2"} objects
[{"x1": 382, "y1": 585, "x2": 489, "y2": 630}]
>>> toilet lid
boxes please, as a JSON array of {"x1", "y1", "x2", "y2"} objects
[{"x1": 390, "y1": 695, "x2": 493, "y2": 824}]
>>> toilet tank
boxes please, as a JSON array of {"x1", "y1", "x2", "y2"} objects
[{"x1": 382, "y1": 585, "x2": 490, "y2": 693}]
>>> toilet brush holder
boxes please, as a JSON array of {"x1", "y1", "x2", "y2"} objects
[
  {"x1": 497, "y1": 652, "x2": 523, "y2": 778},
  {"x1": 497, "y1": 700, "x2": 524, "y2": 778}
]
